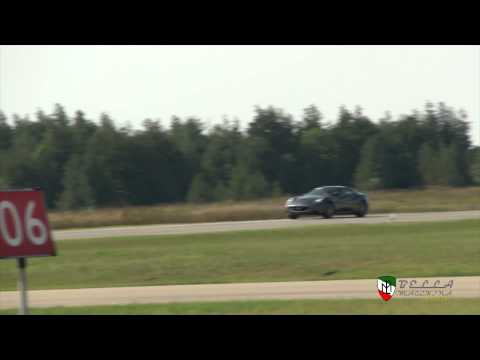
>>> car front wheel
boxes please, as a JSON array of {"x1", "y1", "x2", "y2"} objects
[{"x1": 288, "y1": 213, "x2": 299, "y2": 219}]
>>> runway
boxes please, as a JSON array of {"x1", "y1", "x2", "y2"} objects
[
  {"x1": 53, "y1": 210, "x2": 480, "y2": 240},
  {"x1": 2, "y1": 210, "x2": 479, "y2": 311},
  {"x1": 1, "y1": 276, "x2": 479, "y2": 309}
]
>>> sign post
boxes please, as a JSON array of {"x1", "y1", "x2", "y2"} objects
[
  {"x1": 17, "y1": 257, "x2": 28, "y2": 315},
  {"x1": 0, "y1": 188, "x2": 56, "y2": 315}
]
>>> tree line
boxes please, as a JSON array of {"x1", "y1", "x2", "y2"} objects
[{"x1": 0, "y1": 102, "x2": 479, "y2": 210}]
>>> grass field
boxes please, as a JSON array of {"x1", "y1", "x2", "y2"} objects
[
  {"x1": 48, "y1": 186, "x2": 480, "y2": 229},
  {"x1": 1, "y1": 219, "x2": 479, "y2": 291},
  {"x1": 1, "y1": 298, "x2": 480, "y2": 315}
]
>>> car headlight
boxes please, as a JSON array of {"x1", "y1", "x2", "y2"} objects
[{"x1": 314, "y1": 198, "x2": 325, "y2": 203}]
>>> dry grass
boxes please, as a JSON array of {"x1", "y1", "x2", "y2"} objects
[
  {"x1": 48, "y1": 186, "x2": 480, "y2": 230},
  {"x1": 367, "y1": 186, "x2": 480, "y2": 213}
]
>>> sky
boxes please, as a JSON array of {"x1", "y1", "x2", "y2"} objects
[{"x1": 0, "y1": 45, "x2": 479, "y2": 145}]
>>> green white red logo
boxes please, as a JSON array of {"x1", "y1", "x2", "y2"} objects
[{"x1": 377, "y1": 276, "x2": 396, "y2": 301}]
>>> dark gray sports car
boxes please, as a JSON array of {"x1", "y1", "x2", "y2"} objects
[{"x1": 285, "y1": 186, "x2": 368, "y2": 219}]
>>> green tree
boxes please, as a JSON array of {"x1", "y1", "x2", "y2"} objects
[
  {"x1": 418, "y1": 142, "x2": 440, "y2": 185},
  {"x1": 0, "y1": 111, "x2": 12, "y2": 150},
  {"x1": 121, "y1": 120, "x2": 185, "y2": 205},
  {"x1": 247, "y1": 106, "x2": 298, "y2": 193},
  {"x1": 243, "y1": 172, "x2": 269, "y2": 199},
  {"x1": 228, "y1": 162, "x2": 269, "y2": 200},
  {"x1": 0, "y1": 100, "x2": 475, "y2": 207},
  {"x1": 297, "y1": 127, "x2": 338, "y2": 190},
  {"x1": 331, "y1": 106, "x2": 378, "y2": 185},
  {"x1": 418, "y1": 141, "x2": 466, "y2": 187},
  {"x1": 442, "y1": 143, "x2": 466, "y2": 186},
  {"x1": 57, "y1": 154, "x2": 95, "y2": 210},
  {"x1": 32, "y1": 128, "x2": 63, "y2": 207},
  {"x1": 52, "y1": 103, "x2": 70, "y2": 127},
  {"x1": 199, "y1": 119, "x2": 243, "y2": 201},
  {"x1": 469, "y1": 147, "x2": 480, "y2": 185},
  {"x1": 187, "y1": 173, "x2": 212, "y2": 203},
  {"x1": 84, "y1": 114, "x2": 126, "y2": 206},
  {"x1": 271, "y1": 181, "x2": 283, "y2": 197},
  {"x1": 169, "y1": 116, "x2": 208, "y2": 198},
  {"x1": 3, "y1": 115, "x2": 40, "y2": 192},
  {"x1": 299, "y1": 105, "x2": 322, "y2": 132},
  {"x1": 421, "y1": 101, "x2": 441, "y2": 148},
  {"x1": 377, "y1": 123, "x2": 418, "y2": 189},
  {"x1": 354, "y1": 135, "x2": 383, "y2": 190},
  {"x1": 71, "y1": 110, "x2": 97, "y2": 154}
]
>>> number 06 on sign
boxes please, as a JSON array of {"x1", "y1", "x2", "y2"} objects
[{"x1": 0, "y1": 189, "x2": 56, "y2": 314}]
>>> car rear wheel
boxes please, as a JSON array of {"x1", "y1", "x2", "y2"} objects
[
  {"x1": 322, "y1": 203, "x2": 334, "y2": 219},
  {"x1": 355, "y1": 202, "x2": 368, "y2": 217},
  {"x1": 288, "y1": 213, "x2": 299, "y2": 219}
]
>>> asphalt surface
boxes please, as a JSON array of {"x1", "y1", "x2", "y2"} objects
[
  {"x1": 53, "y1": 210, "x2": 480, "y2": 240},
  {"x1": 1, "y1": 276, "x2": 479, "y2": 309}
]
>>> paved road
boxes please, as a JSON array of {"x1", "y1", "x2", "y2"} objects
[
  {"x1": 1, "y1": 276, "x2": 479, "y2": 309},
  {"x1": 53, "y1": 210, "x2": 480, "y2": 240}
]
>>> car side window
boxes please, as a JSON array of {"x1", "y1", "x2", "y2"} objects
[
  {"x1": 343, "y1": 189, "x2": 354, "y2": 196},
  {"x1": 337, "y1": 189, "x2": 347, "y2": 197},
  {"x1": 329, "y1": 188, "x2": 341, "y2": 197},
  {"x1": 336, "y1": 188, "x2": 353, "y2": 197}
]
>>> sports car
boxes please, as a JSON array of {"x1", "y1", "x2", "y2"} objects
[{"x1": 285, "y1": 186, "x2": 368, "y2": 219}]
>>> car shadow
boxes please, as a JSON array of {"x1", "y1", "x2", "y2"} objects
[{"x1": 297, "y1": 214, "x2": 385, "y2": 221}]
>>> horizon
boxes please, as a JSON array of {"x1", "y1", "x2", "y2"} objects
[{"x1": 1, "y1": 45, "x2": 479, "y2": 144}]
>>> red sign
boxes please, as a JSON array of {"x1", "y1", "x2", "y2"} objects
[{"x1": 0, "y1": 190, "x2": 56, "y2": 258}]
